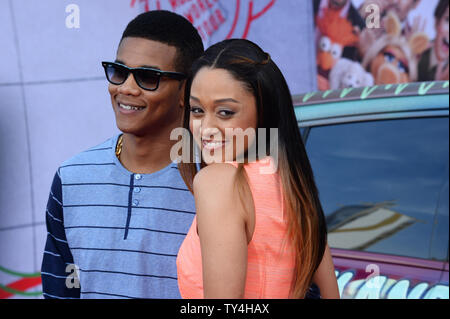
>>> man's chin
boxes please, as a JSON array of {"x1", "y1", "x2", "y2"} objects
[{"x1": 115, "y1": 123, "x2": 141, "y2": 136}]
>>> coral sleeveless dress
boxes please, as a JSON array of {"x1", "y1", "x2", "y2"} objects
[{"x1": 176, "y1": 157, "x2": 296, "y2": 298}]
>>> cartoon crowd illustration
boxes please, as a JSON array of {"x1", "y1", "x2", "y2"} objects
[{"x1": 314, "y1": 0, "x2": 449, "y2": 90}]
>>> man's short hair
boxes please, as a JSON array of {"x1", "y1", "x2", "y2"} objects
[
  {"x1": 435, "y1": 0, "x2": 449, "y2": 22},
  {"x1": 121, "y1": 10, "x2": 204, "y2": 74}
]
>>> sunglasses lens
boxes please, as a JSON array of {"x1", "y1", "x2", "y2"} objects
[
  {"x1": 134, "y1": 69, "x2": 160, "y2": 90},
  {"x1": 105, "y1": 64, "x2": 128, "y2": 84}
]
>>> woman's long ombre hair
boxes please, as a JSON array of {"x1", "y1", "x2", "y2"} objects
[{"x1": 178, "y1": 39, "x2": 327, "y2": 298}]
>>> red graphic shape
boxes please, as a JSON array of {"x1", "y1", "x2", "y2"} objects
[
  {"x1": 0, "y1": 277, "x2": 42, "y2": 299},
  {"x1": 242, "y1": 0, "x2": 276, "y2": 39},
  {"x1": 130, "y1": 0, "x2": 277, "y2": 40},
  {"x1": 226, "y1": 0, "x2": 241, "y2": 39},
  {"x1": 130, "y1": 0, "x2": 161, "y2": 11}
]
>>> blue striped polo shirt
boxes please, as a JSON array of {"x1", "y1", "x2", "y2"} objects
[{"x1": 41, "y1": 134, "x2": 196, "y2": 299}]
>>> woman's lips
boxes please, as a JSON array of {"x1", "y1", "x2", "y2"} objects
[{"x1": 202, "y1": 139, "x2": 228, "y2": 151}]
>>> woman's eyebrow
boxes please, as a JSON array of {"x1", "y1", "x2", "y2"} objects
[
  {"x1": 214, "y1": 98, "x2": 240, "y2": 104},
  {"x1": 190, "y1": 96, "x2": 240, "y2": 104}
]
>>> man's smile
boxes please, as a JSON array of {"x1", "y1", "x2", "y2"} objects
[{"x1": 117, "y1": 101, "x2": 147, "y2": 114}]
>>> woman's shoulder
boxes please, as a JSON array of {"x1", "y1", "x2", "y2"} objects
[
  {"x1": 193, "y1": 157, "x2": 277, "y2": 189},
  {"x1": 193, "y1": 163, "x2": 239, "y2": 193},
  {"x1": 193, "y1": 163, "x2": 250, "y2": 222}
]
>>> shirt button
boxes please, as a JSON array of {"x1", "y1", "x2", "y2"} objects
[
  {"x1": 133, "y1": 199, "x2": 139, "y2": 206},
  {"x1": 135, "y1": 174, "x2": 142, "y2": 180},
  {"x1": 134, "y1": 187, "x2": 141, "y2": 193}
]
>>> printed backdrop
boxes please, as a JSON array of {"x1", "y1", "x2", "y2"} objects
[
  {"x1": 314, "y1": 0, "x2": 449, "y2": 91},
  {"x1": 0, "y1": 0, "x2": 317, "y2": 298}
]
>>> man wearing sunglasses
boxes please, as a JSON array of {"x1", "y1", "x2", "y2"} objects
[{"x1": 41, "y1": 10, "x2": 204, "y2": 299}]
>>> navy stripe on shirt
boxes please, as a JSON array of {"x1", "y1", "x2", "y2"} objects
[
  {"x1": 80, "y1": 291, "x2": 142, "y2": 299},
  {"x1": 64, "y1": 225, "x2": 187, "y2": 236},
  {"x1": 62, "y1": 182, "x2": 190, "y2": 192},
  {"x1": 70, "y1": 247, "x2": 178, "y2": 258},
  {"x1": 62, "y1": 204, "x2": 195, "y2": 215},
  {"x1": 78, "y1": 268, "x2": 178, "y2": 280}
]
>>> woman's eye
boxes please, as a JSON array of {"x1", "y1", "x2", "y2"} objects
[
  {"x1": 218, "y1": 110, "x2": 235, "y2": 117},
  {"x1": 190, "y1": 107, "x2": 203, "y2": 114}
]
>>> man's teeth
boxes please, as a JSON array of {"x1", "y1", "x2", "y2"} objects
[{"x1": 119, "y1": 103, "x2": 145, "y2": 111}]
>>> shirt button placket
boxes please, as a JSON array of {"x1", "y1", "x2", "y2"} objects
[
  {"x1": 125, "y1": 173, "x2": 142, "y2": 240},
  {"x1": 133, "y1": 174, "x2": 142, "y2": 207}
]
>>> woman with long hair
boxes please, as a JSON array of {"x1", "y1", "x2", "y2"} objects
[{"x1": 176, "y1": 39, "x2": 339, "y2": 299}]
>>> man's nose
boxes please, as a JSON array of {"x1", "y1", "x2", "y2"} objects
[{"x1": 117, "y1": 73, "x2": 141, "y2": 96}]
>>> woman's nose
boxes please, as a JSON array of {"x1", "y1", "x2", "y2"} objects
[
  {"x1": 202, "y1": 127, "x2": 222, "y2": 141},
  {"x1": 198, "y1": 115, "x2": 222, "y2": 140}
]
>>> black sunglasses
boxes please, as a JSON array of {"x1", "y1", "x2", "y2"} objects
[{"x1": 101, "y1": 61, "x2": 187, "y2": 91}]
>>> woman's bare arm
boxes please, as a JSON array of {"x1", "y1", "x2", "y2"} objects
[
  {"x1": 193, "y1": 164, "x2": 249, "y2": 299},
  {"x1": 312, "y1": 244, "x2": 340, "y2": 299}
]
